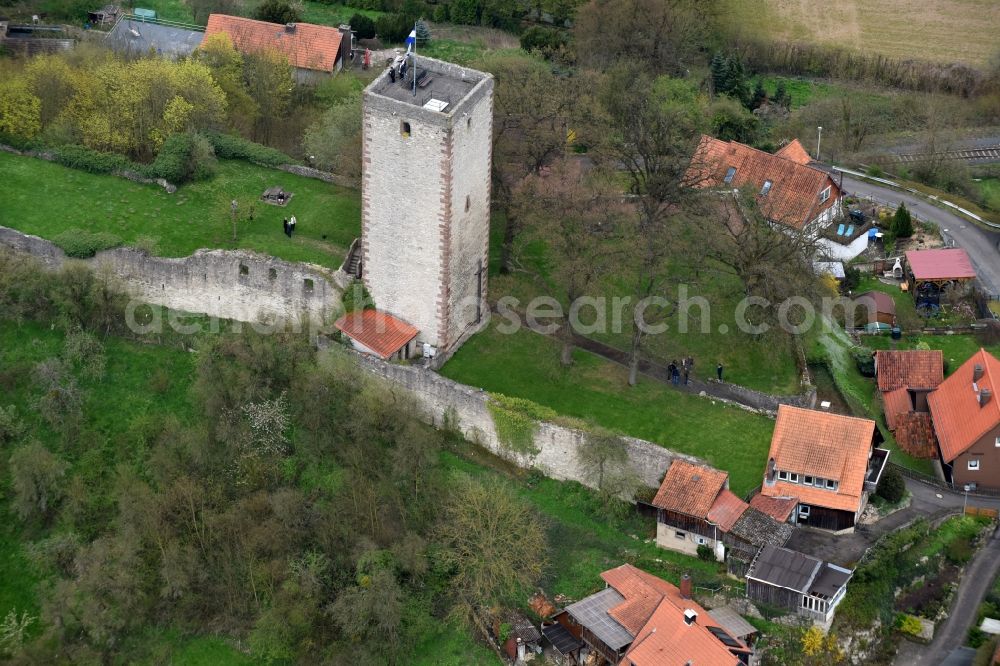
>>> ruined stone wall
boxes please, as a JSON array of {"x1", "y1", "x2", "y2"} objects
[
  {"x1": 0, "y1": 226, "x2": 348, "y2": 325},
  {"x1": 354, "y1": 354, "x2": 706, "y2": 489}
]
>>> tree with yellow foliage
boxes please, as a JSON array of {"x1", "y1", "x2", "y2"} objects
[{"x1": 0, "y1": 78, "x2": 42, "y2": 139}]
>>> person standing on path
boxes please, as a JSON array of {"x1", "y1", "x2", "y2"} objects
[
  {"x1": 681, "y1": 358, "x2": 690, "y2": 385},
  {"x1": 668, "y1": 360, "x2": 678, "y2": 385},
  {"x1": 717, "y1": 363, "x2": 724, "y2": 382},
  {"x1": 283, "y1": 218, "x2": 290, "y2": 237}
]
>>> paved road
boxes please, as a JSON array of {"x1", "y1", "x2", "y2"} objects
[
  {"x1": 894, "y1": 522, "x2": 1000, "y2": 666},
  {"x1": 839, "y1": 174, "x2": 1000, "y2": 295}
]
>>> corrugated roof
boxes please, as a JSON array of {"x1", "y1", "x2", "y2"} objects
[
  {"x1": 707, "y1": 490, "x2": 749, "y2": 533},
  {"x1": 709, "y1": 605, "x2": 759, "y2": 638},
  {"x1": 749, "y1": 494, "x2": 797, "y2": 523},
  {"x1": 876, "y1": 350, "x2": 944, "y2": 392},
  {"x1": 747, "y1": 545, "x2": 821, "y2": 593},
  {"x1": 882, "y1": 386, "x2": 913, "y2": 430},
  {"x1": 203, "y1": 14, "x2": 342, "y2": 72},
  {"x1": 760, "y1": 405, "x2": 876, "y2": 514},
  {"x1": 810, "y1": 563, "x2": 853, "y2": 599},
  {"x1": 651, "y1": 460, "x2": 729, "y2": 518},
  {"x1": 905, "y1": 248, "x2": 976, "y2": 281},
  {"x1": 928, "y1": 348, "x2": 1000, "y2": 462},
  {"x1": 334, "y1": 309, "x2": 418, "y2": 359},
  {"x1": 565, "y1": 587, "x2": 634, "y2": 651},
  {"x1": 685, "y1": 134, "x2": 840, "y2": 230}
]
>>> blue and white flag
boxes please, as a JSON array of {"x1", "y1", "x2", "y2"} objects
[{"x1": 405, "y1": 29, "x2": 416, "y2": 51}]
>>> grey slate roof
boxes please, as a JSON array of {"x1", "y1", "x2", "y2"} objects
[
  {"x1": 747, "y1": 545, "x2": 821, "y2": 593},
  {"x1": 729, "y1": 507, "x2": 794, "y2": 548},
  {"x1": 565, "y1": 587, "x2": 633, "y2": 651},
  {"x1": 708, "y1": 605, "x2": 758, "y2": 639},
  {"x1": 107, "y1": 19, "x2": 204, "y2": 59}
]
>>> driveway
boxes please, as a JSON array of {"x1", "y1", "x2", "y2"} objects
[{"x1": 838, "y1": 173, "x2": 1000, "y2": 295}]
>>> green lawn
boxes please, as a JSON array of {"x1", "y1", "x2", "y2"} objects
[
  {"x1": 301, "y1": 2, "x2": 383, "y2": 27},
  {"x1": 0, "y1": 152, "x2": 361, "y2": 270},
  {"x1": 440, "y1": 323, "x2": 776, "y2": 496},
  {"x1": 127, "y1": 0, "x2": 200, "y2": 24},
  {"x1": 755, "y1": 75, "x2": 837, "y2": 109},
  {"x1": 978, "y1": 177, "x2": 1000, "y2": 213}
]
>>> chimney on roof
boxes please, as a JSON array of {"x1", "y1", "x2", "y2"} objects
[
  {"x1": 285, "y1": 22, "x2": 296, "y2": 32},
  {"x1": 981, "y1": 388, "x2": 992, "y2": 407},
  {"x1": 683, "y1": 609, "x2": 698, "y2": 626},
  {"x1": 974, "y1": 364, "x2": 984, "y2": 382},
  {"x1": 680, "y1": 573, "x2": 692, "y2": 600}
]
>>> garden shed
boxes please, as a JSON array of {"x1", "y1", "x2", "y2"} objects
[{"x1": 905, "y1": 248, "x2": 976, "y2": 307}]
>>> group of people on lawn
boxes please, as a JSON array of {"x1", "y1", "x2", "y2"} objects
[{"x1": 667, "y1": 357, "x2": 726, "y2": 385}]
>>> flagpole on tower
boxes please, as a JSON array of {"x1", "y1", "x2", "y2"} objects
[{"x1": 411, "y1": 22, "x2": 417, "y2": 97}]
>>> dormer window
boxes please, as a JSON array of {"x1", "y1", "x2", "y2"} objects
[
  {"x1": 820, "y1": 186, "x2": 831, "y2": 202},
  {"x1": 826, "y1": 479, "x2": 837, "y2": 490},
  {"x1": 761, "y1": 180, "x2": 773, "y2": 195},
  {"x1": 778, "y1": 470, "x2": 788, "y2": 481},
  {"x1": 724, "y1": 167, "x2": 737, "y2": 184}
]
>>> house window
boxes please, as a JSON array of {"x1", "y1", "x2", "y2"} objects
[
  {"x1": 724, "y1": 166, "x2": 737, "y2": 184},
  {"x1": 675, "y1": 531, "x2": 686, "y2": 540},
  {"x1": 804, "y1": 475, "x2": 813, "y2": 485},
  {"x1": 696, "y1": 536, "x2": 708, "y2": 545},
  {"x1": 814, "y1": 477, "x2": 824, "y2": 488},
  {"x1": 761, "y1": 180, "x2": 773, "y2": 195},
  {"x1": 798, "y1": 504, "x2": 811, "y2": 516},
  {"x1": 826, "y1": 479, "x2": 837, "y2": 490},
  {"x1": 820, "y1": 186, "x2": 831, "y2": 203},
  {"x1": 969, "y1": 459, "x2": 981, "y2": 471},
  {"x1": 788, "y1": 473, "x2": 799, "y2": 483},
  {"x1": 995, "y1": 436, "x2": 1000, "y2": 447},
  {"x1": 401, "y1": 121, "x2": 411, "y2": 137},
  {"x1": 778, "y1": 470, "x2": 788, "y2": 481}
]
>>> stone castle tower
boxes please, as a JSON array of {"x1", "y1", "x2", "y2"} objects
[{"x1": 360, "y1": 56, "x2": 493, "y2": 357}]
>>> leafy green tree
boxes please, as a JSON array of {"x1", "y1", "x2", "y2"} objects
[
  {"x1": 752, "y1": 79, "x2": 767, "y2": 108},
  {"x1": 350, "y1": 13, "x2": 377, "y2": 39},
  {"x1": 0, "y1": 78, "x2": 41, "y2": 139},
  {"x1": 414, "y1": 19, "x2": 431, "y2": 43},
  {"x1": 253, "y1": 0, "x2": 301, "y2": 24},
  {"x1": 302, "y1": 92, "x2": 362, "y2": 181},
  {"x1": 710, "y1": 96, "x2": 760, "y2": 144},
  {"x1": 876, "y1": 465, "x2": 905, "y2": 503},
  {"x1": 9, "y1": 442, "x2": 68, "y2": 522},
  {"x1": 328, "y1": 569, "x2": 404, "y2": 661}
]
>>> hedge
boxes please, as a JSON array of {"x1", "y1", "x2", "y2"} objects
[
  {"x1": 52, "y1": 229, "x2": 123, "y2": 258},
  {"x1": 50, "y1": 145, "x2": 140, "y2": 176},
  {"x1": 201, "y1": 131, "x2": 297, "y2": 168}
]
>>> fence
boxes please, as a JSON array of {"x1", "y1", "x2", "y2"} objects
[
  {"x1": 966, "y1": 506, "x2": 1000, "y2": 519},
  {"x1": 890, "y1": 461, "x2": 1000, "y2": 499}
]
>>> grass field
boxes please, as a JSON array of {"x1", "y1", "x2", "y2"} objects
[
  {"x1": 721, "y1": 0, "x2": 1000, "y2": 66},
  {"x1": 978, "y1": 178, "x2": 1000, "y2": 213},
  {"x1": 300, "y1": 2, "x2": 383, "y2": 28},
  {"x1": 440, "y1": 322, "x2": 776, "y2": 496},
  {"x1": 0, "y1": 152, "x2": 361, "y2": 269}
]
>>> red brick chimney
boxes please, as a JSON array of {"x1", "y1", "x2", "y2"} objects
[{"x1": 680, "y1": 573, "x2": 692, "y2": 600}]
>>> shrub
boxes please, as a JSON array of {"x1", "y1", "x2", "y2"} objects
[
  {"x1": 945, "y1": 536, "x2": 973, "y2": 564},
  {"x1": 851, "y1": 346, "x2": 875, "y2": 376},
  {"x1": 254, "y1": 0, "x2": 302, "y2": 24},
  {"x1": 51, "y1": 229, "x2": 123, "y2": 258},
  {"x1": 149, "y1": 132, "x2": 217, "y2": 184},
  {"x1": 375, "y1": 13, "x2": 413, "y2": 43},
  {"x1": 202, "y1": 130, "x2": 296, "y2": 167},
  {"x1": 696, "y1": 544, "x2": 715, "y2": 561},
  {"x1": 876, "y1": 465, "x2": 905, "y2": 504},
  {"x1": 486, "y1": 393, "x2": 557, "y2": 455},
  {"x1": 520, "y1": 26, "x2": 568, "y2": 56},
  {"x1": 350, "y1": 13, "x2": 377, "y2": 39},
  {"x1": 50, "y1": 145, "x2": 138, "y2": 175},
  {"x1": 896, "y1": 613, "x2": 923, "y2": 637},
  {"x1": 842, "y1": 266, "x2": 862, "y2": 292}
]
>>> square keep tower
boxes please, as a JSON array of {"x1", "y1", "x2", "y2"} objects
[{"x1": 361, "y1": 56, "x2": 493, "y2": 356}]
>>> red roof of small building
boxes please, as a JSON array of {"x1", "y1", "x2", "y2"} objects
[
  {"x1": 775, "y1": 139, "x2": 812, "y2": 165},
  {"x1": 882, "y1": 386, "x2": 913, "y2": 430},
  {"x1": 685, "y1": 135, "x2": 840, "y2": 230},
  {"x1": 894, "y1": 412, "x2": 938, "y2": 459},
  {"x1": 761, "y1": 405, "x2": 876, "y2": 514},
  {"x1": 928, "y1": 349, "x2": 1000, "y2": 463},
  {"x1": 598, "y1": 565, "x2": 746, "y2": 666},
  {"x1": 876, "y1": 350, "x2": 944, "y2": 392},
  {"x1": 905, "y1": 248, "x2": 976, "y2": 281},
  {"x1": 706, "y1": 490, "x2": 749, "y2": 532},
  {"x1": 334, "y1": 309, "x2": 418, "y2": 359},
  {"x1": 203, "y1": 15, "x2": 343, "y2": 72},
  {"x1": 749, "y1": 494, "x2": 797, "y2": 522},
  {"x1": 651, "y1": 460, "x2": 729, "y2": 518},
  {"x1": 855, "y1": 291, "x2": 896, "y2": 322}
]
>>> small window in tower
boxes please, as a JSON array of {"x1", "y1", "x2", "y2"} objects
[
  {"x1": 465, "y1": 195, "x2": 471, "y2": 212},
  {"x1": 239, "y1": 263, "x2": 249, "y2": 276},
  {"x1": 303, "y1": 278, "x2": 314, "y2": 293},
  {"x1": 467, "y1": 117, "x2": 472, "y2": 129},
  {"x1": 401, "y1": 121, "x2": 411, "y2": 138},
  {"x1": 268, "y1": 268, "x2": 277, "y2": 281}
]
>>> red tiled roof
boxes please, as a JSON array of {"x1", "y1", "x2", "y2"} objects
[
  {"x1": 905, "y1": 248, "x2": 976, "y2": 281},
  {"x1": 203, "y1": 15, "x2": 343, "y2": 72},
  {"x1": 707, "y1": 490, "x2": 749, "y2": 532},
  {"x1": 882, "y1": 386, "x2": 913, "y2": 430},
  {"x1": 651, "y1": 460, "x2": 729, "y2": 518},
  {"x1": 685, "y1": 135, "x2": 840, "y2": 230},
  {"x1": 895, "y1": 412, "x2": 938, "y2": 459},
  {"x1": 855, "y1": 291, "x2": 896, "y2": 322},
  {"x1": 876, "y1": 350, "x2": 944, "y2": 392},
  {"x1": 600, "y1": 565, "x2": 746, "y2": 666},
  {"x1": 749, "y1": 494, "x2": 797, "y2": 522},
  {"x1": 775, "y1": 139, "x2": 812, "y2": 165},
  {"x1": 334, "y1": 309, "x2": 418, "y2": 359},
  {"x1": 760, "y1": 405, "x2": 876, "y2": 514},
  {"x1": 928, "y1": 349, "x2": 1000, "y2": 462}
]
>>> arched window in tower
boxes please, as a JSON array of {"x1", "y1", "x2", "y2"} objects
[
  {"x1": 401, "y1": 121, "x2": 411, "y2": 137},
  {"x1": 465, "y1": 195, "x2": 471, "y2": 212}
]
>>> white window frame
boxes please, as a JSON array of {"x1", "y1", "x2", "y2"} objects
[
  {"x1": 788, "y1": 473, "x2": 799, "y2": 483},
  {"x1": 826, "y1": 479, "x2": 837, "y2": 490},
  {"x1": 814, "y1": 477, "x2": 824, "y2": 488},
  {"x1": 804, "y1": 475, "x2": 813, "y2": 485},
  {"x1": 969, "y1": 459, "x2": 981, "y2": 471},
  {"x1": 696, "y1": 536, "x2": 708, "y2": 545},
  {"x1": 798, "y1": 504, "x2": 811, "y2": 517},
  {"x1": 820, "y1": 186, "x2": 831, "y2": 203},
  {"x1": 778, "y1": 470, "x2": 788, "y2": 481},
  {"x1": 724, "y1": 166, "x2": 737, "y2": 184},
  {"x1": 995, "y1": 436, "x2": 1000, "y2": 448}
]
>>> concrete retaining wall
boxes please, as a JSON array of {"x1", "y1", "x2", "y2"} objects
[
  {"x1": 0, "y1": 225, "x2": 349, "y2": 325},
  {"x1": 355, "y1": 354, "x2": 706, "y2": 489}
]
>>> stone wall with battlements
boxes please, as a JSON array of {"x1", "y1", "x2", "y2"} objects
[{"x1": 0, "y1": 225, "x2": 348, "y2": 325}]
